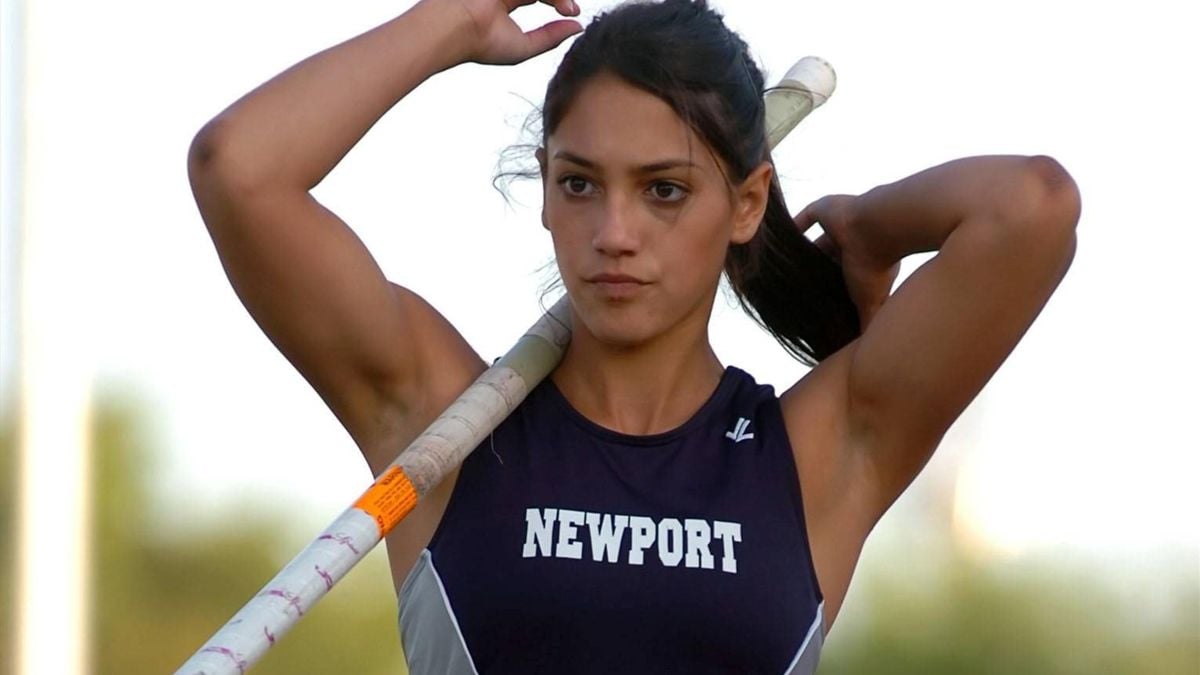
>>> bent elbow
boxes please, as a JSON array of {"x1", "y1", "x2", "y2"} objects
[
  {"x1": 998, "y1": 155, "x2": 1079, "y2": 280},
  {"x1": 1018, "y1": 155, "x2": 1082, "y2": 236},
  {"x1": 188, "y1": 117, "x2": 231, "y2": 180},
  {"x1": 187, "y1": 116, "x2": 267, "y2": 202}
]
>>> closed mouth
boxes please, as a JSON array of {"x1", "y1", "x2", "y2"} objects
[{"x1": 587, "y1": 274, "x2": 648, "y2": 284}]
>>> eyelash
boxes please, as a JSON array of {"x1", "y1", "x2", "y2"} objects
[{"x1": 557, "y1": 175, "x2": 689, "y2": 203}]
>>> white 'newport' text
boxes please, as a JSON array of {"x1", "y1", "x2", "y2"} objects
[{"x1": 521, "y1": 507, "x2": 743, "y2": 574}]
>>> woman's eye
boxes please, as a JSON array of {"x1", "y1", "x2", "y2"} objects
[
  {"x1": 650, "y1": 182, "x2": 688, "y2": 203},
  {"x1": 559, "y1": 176, "x2": 595, "y2": 197}
]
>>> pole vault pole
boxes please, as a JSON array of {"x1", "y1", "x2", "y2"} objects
[{"x1": 176, "y1": 56, "x2": 837, "y2": 675}]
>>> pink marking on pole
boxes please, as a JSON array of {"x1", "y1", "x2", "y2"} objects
[
  {"x1": 317, "y1": 533, "x2": 360, "y2": 554},
  {"x1": 315, "y1": 564, "x2": 334, "y2": 591},
  {"x1": 264, "y1": 625, "x2": 276, "y2": 646},
  {"x1": 200, "y1": 645, "x2": 247, "y2": 674},
  {"x1": 258, "y1": 588, "x2": 305, "y2": 617}
]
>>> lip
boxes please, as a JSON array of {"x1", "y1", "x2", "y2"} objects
[
  {"x1": 585, "y1": 273, "x2": 649, "y2": 299},
  {"x1": 586, "y1": 273, "x2": 648, "y2": 284}
]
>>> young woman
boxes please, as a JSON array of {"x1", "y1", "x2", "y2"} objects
[{"x1": 187, "y1": 0, "x2": 1080, "y2": 672}]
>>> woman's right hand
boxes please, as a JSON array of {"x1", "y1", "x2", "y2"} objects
[{"x1": 440, "y1": 0, "x2": 583, "y2": 65}]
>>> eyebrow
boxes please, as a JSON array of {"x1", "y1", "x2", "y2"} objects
[{"x1": 553, "y1": 150, "x2": 700, "y2": 174}]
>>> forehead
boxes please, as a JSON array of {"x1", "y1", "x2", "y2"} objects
[{"x1": 546, "y1": 73, "x2": 719, "y2": 173}]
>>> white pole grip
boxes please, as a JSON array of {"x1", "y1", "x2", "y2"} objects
[{"x1": 175, "y1": 301, "x2": 571, "y2": 675}]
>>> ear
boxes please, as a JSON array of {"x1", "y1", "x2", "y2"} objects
[
  {"x1": 730, "y1": 161, "x2": 773, "y2": 245},
  {"x1": 536, "y1": 147, "x2": 550, "y2": 231}
]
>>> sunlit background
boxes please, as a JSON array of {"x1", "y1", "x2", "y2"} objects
[{"x1": 2, "y1": 0, "x2": 1197, "y2": 673}]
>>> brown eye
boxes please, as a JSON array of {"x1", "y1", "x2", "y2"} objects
[
  {"x1": 559, "y1": 175, "x2": 596, "y2": 197},
  {"x1": 650, "y1": 182, "x2": 687, "y2": 203}
]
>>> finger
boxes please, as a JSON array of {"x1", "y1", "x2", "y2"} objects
[
  {"x1": 813, "y1": 233, "x2": 841, "y2": 261},
  {"x1": 522, "y1": 19, "x2": 583, "y2": 57},
  {"x1": 793, "y1": 207, "x2": 819, "y2": 235},
  {"x1": 553, "y1": 0, "x2": 581, "y2": 16},
  {"x1": 526, "y1": 0, "x2": 579, "y2": 16},
  {"x1": 793, "y1": 200, "x2": 826, "y2": 236}
]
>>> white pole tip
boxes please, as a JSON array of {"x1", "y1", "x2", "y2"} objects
[{"x1": 781, "y1": 56, "x2": 837, "y2": 105}]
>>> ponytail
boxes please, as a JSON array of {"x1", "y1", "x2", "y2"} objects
[{"x1": 725, "y1": 178, "x2": 860, "y2": 366}]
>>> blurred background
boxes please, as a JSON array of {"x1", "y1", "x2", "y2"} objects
[{"x1": 2, "y1": 0, "x2": 1197, "y2": 673}]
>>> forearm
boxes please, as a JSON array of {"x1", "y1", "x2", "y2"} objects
[
  {"x1": 853, "y1": 155, "x2": 1080, "y2": 264},
  {"x1": 190, "y1": 0, "x2": 474, "y2": 192}
]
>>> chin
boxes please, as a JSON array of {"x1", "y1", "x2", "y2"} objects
[{"x1": 572, "y1": 301, "x2": 663, "y2": 350}]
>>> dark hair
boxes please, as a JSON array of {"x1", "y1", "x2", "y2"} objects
[{"x1": 536, "y1": 0, "x2": 860, "y2": 365}]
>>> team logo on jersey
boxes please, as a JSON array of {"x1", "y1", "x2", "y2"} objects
[{"x1": 725, "y1": 417, "x2": 754, "y2": 443}]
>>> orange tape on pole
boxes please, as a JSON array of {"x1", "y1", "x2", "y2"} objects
[{"x1": 353, "y1": 466, "x2": 419, "y2": 537}]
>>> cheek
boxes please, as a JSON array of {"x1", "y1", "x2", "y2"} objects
[
  {"x1": 660, "y1": 211, "x2": 732, "y2": 281},
  {"x1": 543, "y1": 202, "x2": 576, "y2": 243},
  {"x1": 665, "y1": 245, "x2": 726, "y2": 297}
]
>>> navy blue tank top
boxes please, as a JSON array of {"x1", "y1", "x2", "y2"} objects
[{"x1": 398, "y1": 366, "x2": 825, "y2": 674}]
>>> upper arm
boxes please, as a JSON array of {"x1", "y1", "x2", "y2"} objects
[
  {"x1": 846, "y1": 156, "x2": 1080, "y2": 513},
  {"x1": 777, "y1": 158, "x2": 1078, "y2": 623},
  {"x1": 188, "y1": 125, "x2": 485, "y2": 473}
]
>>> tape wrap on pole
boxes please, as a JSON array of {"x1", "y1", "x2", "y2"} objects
[{"x1": 176, "y1": 301, "x2": 571, "y2": 675}]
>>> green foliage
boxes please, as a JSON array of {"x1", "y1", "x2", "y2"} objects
[
  {"x1": 4, "y1": 394, "x2": 1195, "y2": 674},
  {"x1": 86, "y1": 395, "x2": 405, "y2": 674},
  {"x1": 818, "y1": 547, "x2": 1199, "y2": 675},
  {"x1": 2, "y1": 407, "x2": 15, "y2": 675}
]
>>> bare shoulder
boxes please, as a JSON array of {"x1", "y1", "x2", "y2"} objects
[{"x1": 778, "y1": 341, "x2": 877, "y2": 626}]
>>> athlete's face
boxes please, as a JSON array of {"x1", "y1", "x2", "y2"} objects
[{"x1": 539, "y1": 73, "x2": 772, "y2": 349}]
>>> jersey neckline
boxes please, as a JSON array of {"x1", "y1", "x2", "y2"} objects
[{"x1": 540, "y1": 365, "x2": 746, "y2": 447}]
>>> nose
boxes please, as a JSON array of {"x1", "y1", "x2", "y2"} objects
[{"x1": 591, "y1": 195, "x2": 640, "y2": 257}]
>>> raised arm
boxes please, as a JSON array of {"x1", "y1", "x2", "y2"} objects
[
  {"x1": 187, "y1": 0, "x2": 581, "y2": 474},
  {"x1": 781, "y1": 156, "x2": 1079, "y2": 621},
  {"x1": 822, "y1": 155, "x2": 1078, "y2": 506}
]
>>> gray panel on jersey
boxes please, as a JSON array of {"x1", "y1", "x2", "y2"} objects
[
  {"x1": 399, "y1": 548, "x2": 825, "y2": 675},
  {"x1": 784, "y1": 603, "x2": 825, "y2": 675},
  {"x1": 398, "y1": 549, "x2": 479, "y2": 675}
]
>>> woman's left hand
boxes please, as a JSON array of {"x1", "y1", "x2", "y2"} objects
[{"x1": 794, "y1": 194, "x2": 902, "y2": 332}]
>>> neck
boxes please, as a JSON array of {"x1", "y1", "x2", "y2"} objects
[{"x1": 550, "y1": 306, "x2": 725, "y2": 436}]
